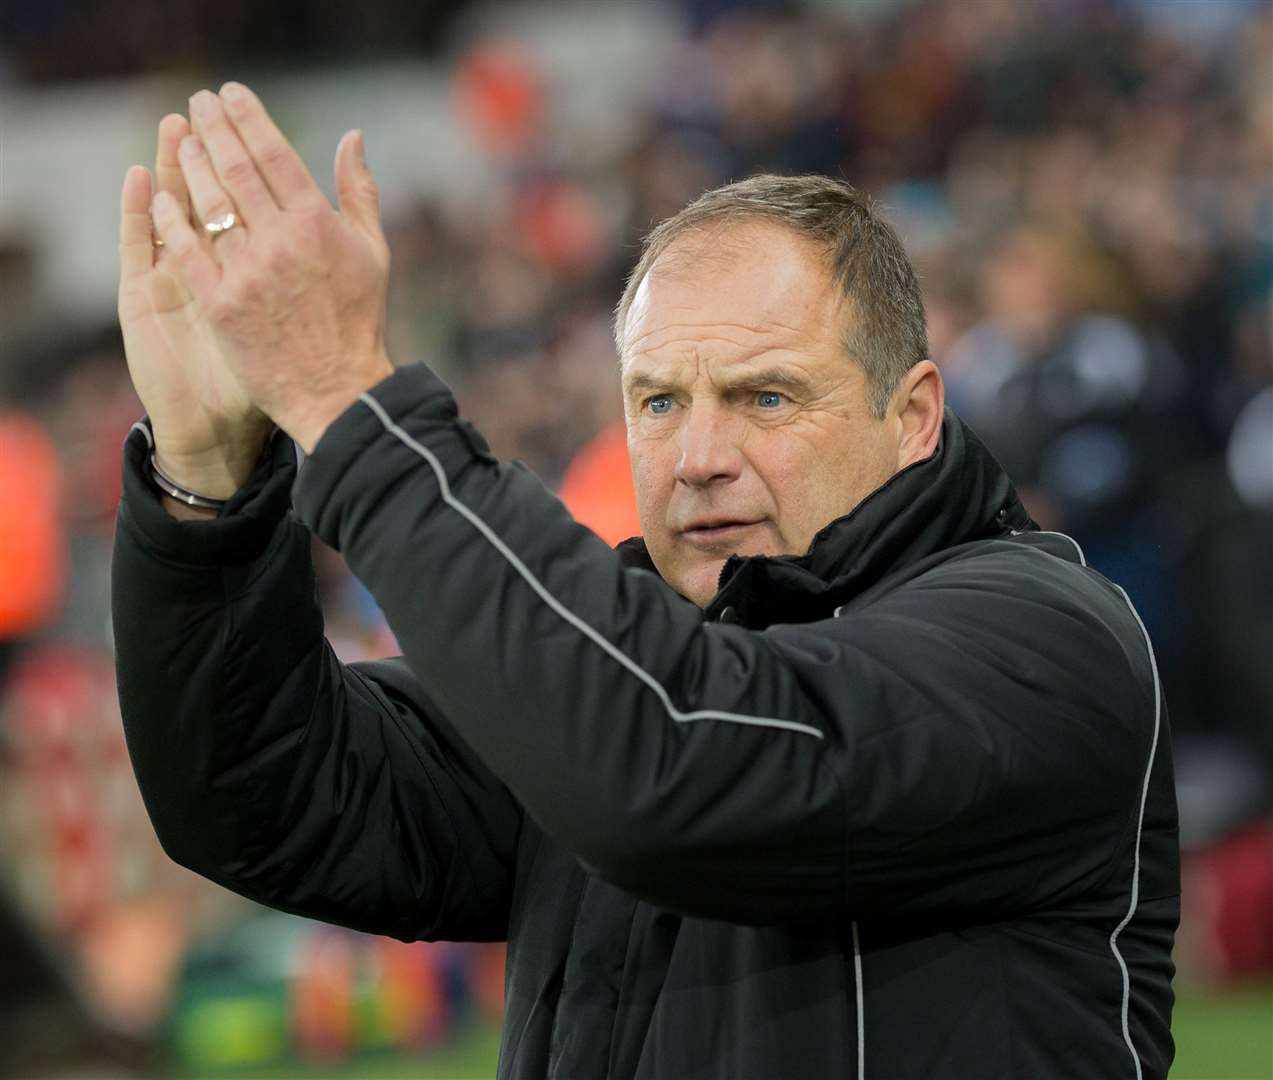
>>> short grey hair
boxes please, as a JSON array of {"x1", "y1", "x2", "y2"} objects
[{"x1": 614, "y1": 174, "x2": 929, "y2": 417}]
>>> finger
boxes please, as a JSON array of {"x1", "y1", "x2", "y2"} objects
[
  {"x1": 152, "y1": 190, "x2": 221, "y2": 303},
  {"x1": 335, "y1": 130, "x2": 386, "y2": 244},
  {"x1": 186, "y1": 89, "x2": 278, "y2": 222},
  {"x1": 155, "y1": 113, "x2": 192, "y2": 221},
  {"x1": 216, "y1": 82, "x2": 326, "y2": 211},
  {"x1": 179, "y1": 135, "x2": 247, "y2": 250},
  {"x1": 120, "y1": 165, "x2": 157, "y2": 280}
]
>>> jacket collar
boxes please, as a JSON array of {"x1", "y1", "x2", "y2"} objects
[{"x1": 616, "y1": 410, "x2": 1035, "y2": 627}]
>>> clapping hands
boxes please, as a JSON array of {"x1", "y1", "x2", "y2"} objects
[{"x1": 117, "y1": 83, "x2": 395, "y2": 500}]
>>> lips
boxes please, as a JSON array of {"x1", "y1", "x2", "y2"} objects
[{"x1": 678, "y1": 518, "x2": 766, "y2": 546}]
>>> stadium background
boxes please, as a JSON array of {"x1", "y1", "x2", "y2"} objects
[{"x1": 1, "y1": 0, "x2": 1270, "y2": 1076}]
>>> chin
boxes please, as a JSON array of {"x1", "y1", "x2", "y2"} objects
[{"x1": 678, "y1": 559, "x2": 730, "y2": 608}]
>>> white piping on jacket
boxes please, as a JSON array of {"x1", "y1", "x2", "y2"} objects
[
  {"x1": 1106, "y1": 582, "x2": 1161, "y2": 1080},
  {"x1": 130, "y1": 420, "x2": 154, "y2": 448},
  {"x1": 852, "y1": 919, "x2": 865, "y2": 1080},
  {"x1": 1020, "y1": 528, "x2": 1161, "y2": 1079},
  {"x1": 355, "y1": 392, "x2": 825, "y2": 740},
  {"x1": 1034, "y1": 529, "x2": 1088, "y2": 567},
  {"x1": 835, "y1": 526, "x2": 1159, "y2": 1075}
]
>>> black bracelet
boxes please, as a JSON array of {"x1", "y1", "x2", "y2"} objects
[{"x1": 147, "y1": 452, "x2": 229, "y2": 511}]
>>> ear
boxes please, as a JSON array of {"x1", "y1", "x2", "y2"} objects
[{"x1": 891, "y1": 361, "x2": 944, "y2": 471}]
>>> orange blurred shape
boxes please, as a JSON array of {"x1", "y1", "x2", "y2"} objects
[
  {"x1": 373, "y1": 937, "x2": 449, "y2": 1048},
  {"x1": 558, "y1": 422, "x2": 641, "y2": 548},
  {"x1": 0, "y1": 413, "x2": 66, "y2": 637},
  {"x1": 292, "y1": 931, "x2": 356, "y2": 1061},
  {"x1": 515, "y1": 179, "x2": 607, "y2": 278},
  {"x1": 453, "y1": 40, "x2": 544, "y2": 157},
  {"x1": 470, "y1": 941, "x2": 507, "y2": 1024}
]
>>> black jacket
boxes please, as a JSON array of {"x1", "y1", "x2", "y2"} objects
[{"x1": 112, "y1": 363, "x2": 1178, "y2": 1078}]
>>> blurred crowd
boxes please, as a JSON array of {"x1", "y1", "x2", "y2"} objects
[{"x1": 2, "y1": 0, "x2": 1270, "y2": 1074}]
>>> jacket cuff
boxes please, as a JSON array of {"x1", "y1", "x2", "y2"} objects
[
  {"x1": 117, "y1": 421, "x2": 297, "y2": 567},
  {"x1": 292, "y1": 362, "x2": 495, "y2": 552}
]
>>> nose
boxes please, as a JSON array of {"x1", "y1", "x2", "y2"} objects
[{"x1": 674, "y1": 401, "x2": 742, "y2": 488}]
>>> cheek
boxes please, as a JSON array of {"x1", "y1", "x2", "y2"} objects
[
  {"x1": 628, "y1": 439, "x2": 673, "y2": 523},
  {"x1": 762, "y1": 439, "x2": 872, "y2": 547}
]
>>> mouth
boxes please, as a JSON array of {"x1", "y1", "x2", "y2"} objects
[{"x1": 678, "y1": 519, "x2": 767, "y2": 547}]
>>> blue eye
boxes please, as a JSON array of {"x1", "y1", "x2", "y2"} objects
[
  {"x1": 647, "y1": 395, "x2": 674, "y2": 416},
  {"x1": 756, "y1": 391, "x2": 785, "y2": 409}
]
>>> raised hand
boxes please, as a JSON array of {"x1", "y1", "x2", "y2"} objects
[
  {"x1": 117, "y1": 114, "x2": 274, "y2": 499},
  {"x1": 149, "y1": 84, "x2": 393, "y2": 454}
]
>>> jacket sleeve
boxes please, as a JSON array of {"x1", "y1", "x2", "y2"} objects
[
  {"x1": 111, "y1": 423, "x2": 521, "y2": 942},
  {"x1": 292, "y1": 364, "x2": 1161, "y2": 926}
]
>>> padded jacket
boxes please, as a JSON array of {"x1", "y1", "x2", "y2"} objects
[{"x1": 112, "y1": 362, "x2": 1178, "y2": 1078}]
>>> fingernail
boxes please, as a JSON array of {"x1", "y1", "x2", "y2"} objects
[
  {"x1": 179, "y1": 135, "x2": 203, "y2": 159},
  {"x1": 189, "y1": 90, "x2": 215, "y2": 116},
  {"x1": 220, "y1": 82, "x2": 246, "y2": 103}
]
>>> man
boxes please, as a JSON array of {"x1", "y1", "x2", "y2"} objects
[{"x1": 113, "y1": 85, "x2": 1178, "y2": 1078}]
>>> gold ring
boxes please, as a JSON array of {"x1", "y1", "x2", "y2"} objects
[{"x1": 204, "y1": 212, "x2": 238, "y2": 237}]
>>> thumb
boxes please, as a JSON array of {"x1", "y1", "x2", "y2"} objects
[{"x1": 335, "y1": 130, "x2": 385, "y2": 243}]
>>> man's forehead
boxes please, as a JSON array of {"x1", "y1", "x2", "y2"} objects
[{"x1": 621, "y1": 221, "x2": 842, "y2": 367}]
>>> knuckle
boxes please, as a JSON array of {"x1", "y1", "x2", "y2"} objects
[
  {"x1": 232, "y1": 260, "x2": 262, "y2": 289},
  {"x1": 264, "y1": 239, "x2": 294, "y2": 272},
  {"x1": 297, "y1": 202, "x2": 329, "y2": 227},
  {"x1": 209, "y1": 295, "x2": 238, "y2": 326},
  {"x1": 260, "y1": 142, "x2": 292, "y2": 171},
  {"x1": 288, "y1": 207, "x2": 328, "y2": 249},
  {"x1": 222, "y1": 155, "x2": 257, "y2": 187}
]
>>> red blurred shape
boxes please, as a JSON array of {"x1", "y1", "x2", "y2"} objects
[
  {"x1": 0, "y1": 413, "x2": 66, "y2": 637},
  {"x1": 558, "y1": 422, "x2": 641, "y2": 548},
  {"x1": 1184, "y1": 821, "x2": 1273, "y2": 984},
  {"x1": 453, "y1": 40, "x2": 544, "y2": 158},
  {"x1": 515, "y1": 179, "x2": 606, "y2": 278}
]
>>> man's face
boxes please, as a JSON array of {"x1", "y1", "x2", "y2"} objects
[{"x1": 620, "y1": 221, "x2": 902, "y2": 607}]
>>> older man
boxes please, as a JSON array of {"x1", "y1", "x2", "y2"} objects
[{"x1": 113, "y1": 85, "x2": 1177, "y2": 1079}]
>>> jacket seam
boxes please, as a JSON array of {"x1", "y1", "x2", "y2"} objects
[
  {"x1": 542, "y1": 874, "x2": 592, "y2": 1074},
  {"x1": 1006, "y1": 542, "x2": 1153, "y2": 901},
  {"x1": 1024, "y1": 530, "x2": 1161, "y2": 1080},
  {"x1": 345, "y1": 663, "x2": 497, "y2": 941},
  {"x1": 1105, "y1": 582, "x2": 1162, "y2": 1080},
  {"x1": 603, "y1": 898, "x2": 644, "y2": 1078},
  {"x1": 828, "y1": 745, "x2": 861, "y2": 1077},
  {"x1": 851, "y1": 919, "x2": 865, "y2": 1080}
]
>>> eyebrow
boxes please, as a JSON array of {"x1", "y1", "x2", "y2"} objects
[{"x1": 622, "y1": 366, "x2": 814, "y2": 398}]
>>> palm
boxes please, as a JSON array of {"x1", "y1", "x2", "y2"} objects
[
  {"x1": 117, "y1": 116, "x2": 271, "y2": 475},
  {"x1": 118, "y1": 253, "x2": 264, "y2": 454}
]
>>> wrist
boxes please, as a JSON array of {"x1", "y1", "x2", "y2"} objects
[
  {"x1": 159, "y1": 493, "x2": 221, "y2": 521},
  {"x1": 278, "y1": 355, "x2": 395, "y2": 453},
  {"x1": 151, "y1": 430, "x2": 272, "y2": 500}
]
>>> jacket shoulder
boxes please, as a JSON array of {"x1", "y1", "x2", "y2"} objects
[{"x1": 838, "y1": 531, "x2": 1159, "y2": 722}]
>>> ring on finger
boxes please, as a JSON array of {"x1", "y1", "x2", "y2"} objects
[{"x1": 203, "y1": 211, "x2": 238, "y2": 237}]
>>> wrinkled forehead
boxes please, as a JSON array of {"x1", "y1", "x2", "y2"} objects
[{"x1": 620, "y1": 222, "x2": 842, "y2": 369}]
